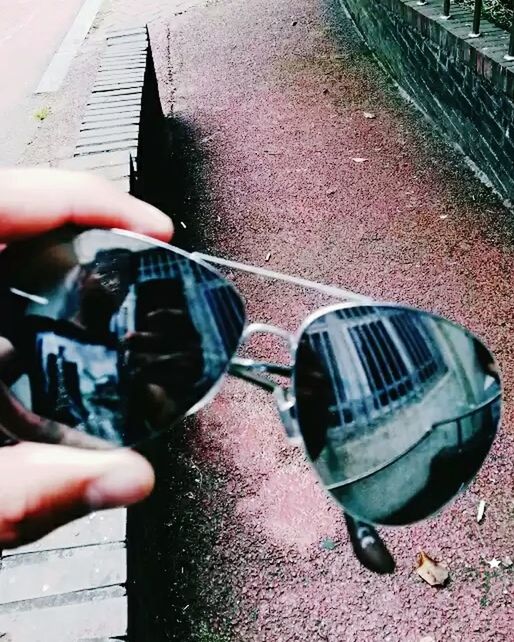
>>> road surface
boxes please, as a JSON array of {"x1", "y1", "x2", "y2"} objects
[{"x1": 0, "y1": 0, "x2": 86, "y2": 164}]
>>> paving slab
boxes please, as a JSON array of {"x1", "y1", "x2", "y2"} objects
[
  {"x1": 3, "y1": 510, "x2": 126, "y2": 556},
  {"x1": 93, "y1": 82, "x2": 144, "y2": 92},
  {"x1": 85, "y1": 102, "x2": 142, "y2": 114},
  {"x1": 81, "y1": 117, "x2": 140, "y2": 130},
  {"x1": 74, "y1": 141, "x2": 138, "y2": 155},
  {"x1": 59, "y1": 149, "x2": 133, "y2": 171},
  {"x1": 0, "y1": 586, "x2": 127, "y2": 642},
  {"x1": 0, "y1": 542, "x2": 126, "y2": 603}
]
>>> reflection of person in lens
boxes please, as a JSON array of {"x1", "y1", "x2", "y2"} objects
[{"x1": 122, "y1": 269, "x2": 204, "y2": 439}]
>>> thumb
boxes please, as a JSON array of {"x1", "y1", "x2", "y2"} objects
[{"x1": 0, "y1": 442, "x2": 154, "y2": 548}]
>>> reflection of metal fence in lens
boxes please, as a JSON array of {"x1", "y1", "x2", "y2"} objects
[
  {"x1": 305, "y1": 307, "x2": 448, "y2": 433},
  {"x1": 327, "y1": 392, "x2": 501, "y2": 490},
  {"x1": 135, "y1": 249, "x2": 244, "y2": 377},
  {"x1": 431, "y1": 390, "x2": 501, "y2": 451}
]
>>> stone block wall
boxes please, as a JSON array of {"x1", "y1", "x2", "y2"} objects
[{"x1": 339, "y1": 0, "x2": 514, "y2": 201}]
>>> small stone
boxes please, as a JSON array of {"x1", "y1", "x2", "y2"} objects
[{"x1": 477, "y1": 499, "x2": 486, "y2": 523}]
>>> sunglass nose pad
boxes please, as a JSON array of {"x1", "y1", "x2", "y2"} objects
[{"x1": 273, "y1": 388, "x2": 302, "y2": 444}]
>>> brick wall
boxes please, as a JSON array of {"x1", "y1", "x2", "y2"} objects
[{"x1": 339, "y1": 0, "x2": 514, "y2": 202}]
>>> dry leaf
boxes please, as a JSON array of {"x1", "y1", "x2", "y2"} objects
[
  {"x1": 477, "y1": 499, "x2": 486, "y2": 523},
  {"x1": 363, "y1": 111, "x2": 376, "y2": 119},
  {"x1": 415, "y1": 551, "x2": 449, "y2": 586},
  {"x1": 352, "y1": 157, "x2": 368, "y2": 163},
  {"x1": 326, "y1": 187, "x2": 337, "y2": 196}
]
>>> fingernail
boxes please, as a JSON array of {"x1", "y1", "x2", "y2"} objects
[{"x1": 85, "y1": 468, "x2": 148, "y2": 510}]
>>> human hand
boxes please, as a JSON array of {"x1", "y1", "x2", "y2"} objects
[{"x1": 0, "y1": 167, "x2": 173, "y2": 548}]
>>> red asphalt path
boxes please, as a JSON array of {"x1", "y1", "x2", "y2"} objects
[{"x1": 156, "y1": 0, "x2": 514, "y2": 639}]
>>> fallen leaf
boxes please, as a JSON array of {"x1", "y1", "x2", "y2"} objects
[
  {"x1": 326, "y1": 187, "x2": 337, "y2": 196},
  {"x1": 321, "y1": 537, "x2": 336, "y2": 551},
  {"x1": 477, "y1": 499, "x2": 486, "y2": 523},
  {"x1": 352, "y1": 157, "x2": 368, "y2": 163},
  {"x1": 415, "y1": 551, "x2": 449, "y2": 586},
  {"x1": 363, "y1": 111, "x2": 376, "y2": 119}
]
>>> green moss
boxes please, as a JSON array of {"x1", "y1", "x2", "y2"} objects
[
  {"x1": 194, "y1": 621, "x2": 231, "y2": 642},
  {"x1": 34, "y1": 106, "x2": 51, "y2": 121},
  {"x1": 321, "y1": 537, "x2": 337, "y2": 551}
]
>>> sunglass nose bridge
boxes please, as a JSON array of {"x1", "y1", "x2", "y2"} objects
[
  {"x1": 242, "y1": 323, "x2": 296, "y2": 356},
  {"x1": 273, "y1": 387, "x2": 302, "y2": 443}
]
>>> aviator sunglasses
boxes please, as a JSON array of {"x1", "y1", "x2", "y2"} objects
[{"x1": 0, "y1": 228, "x2": 502, "y2": 573}]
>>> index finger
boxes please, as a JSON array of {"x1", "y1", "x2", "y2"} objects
[{"x1": 0, "y1": 168, "x2": 173, "y2": 243}]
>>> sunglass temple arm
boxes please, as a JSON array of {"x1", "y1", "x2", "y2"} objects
[{"x1": 190, "y1": 253, "x2": 374, "y2": 303}]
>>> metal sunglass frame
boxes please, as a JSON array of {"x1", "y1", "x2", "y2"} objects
[{"x1": 105, "y1": 230, "x2": 499, "y2": 573}]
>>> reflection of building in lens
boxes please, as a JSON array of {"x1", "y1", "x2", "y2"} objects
[
  {"x1": 31, "y1": 329, "x2": 122, "y2": 443},
  {"x1": 301, "y1": 306, "x2": 500, "y2": 493}
]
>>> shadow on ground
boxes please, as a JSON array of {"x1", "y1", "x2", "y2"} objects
[
  {"x1": 126, "y1": 116, "x2": 235, "y2": 642},
  {"x1": 127, "y1": 418, "x2": 235, "y2": 642}
]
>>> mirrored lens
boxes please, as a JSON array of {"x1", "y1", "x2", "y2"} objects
[
  {"x1": 294, "y1": 305, "x2": 501, "y2": 526},
  {"x1": 0, "y1": 229, "x2": 245, "y2": 447}
]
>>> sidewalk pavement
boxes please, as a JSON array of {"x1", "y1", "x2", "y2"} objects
[{"x1": 18, "y1": 0, "x2": 514, "y2": 640}]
